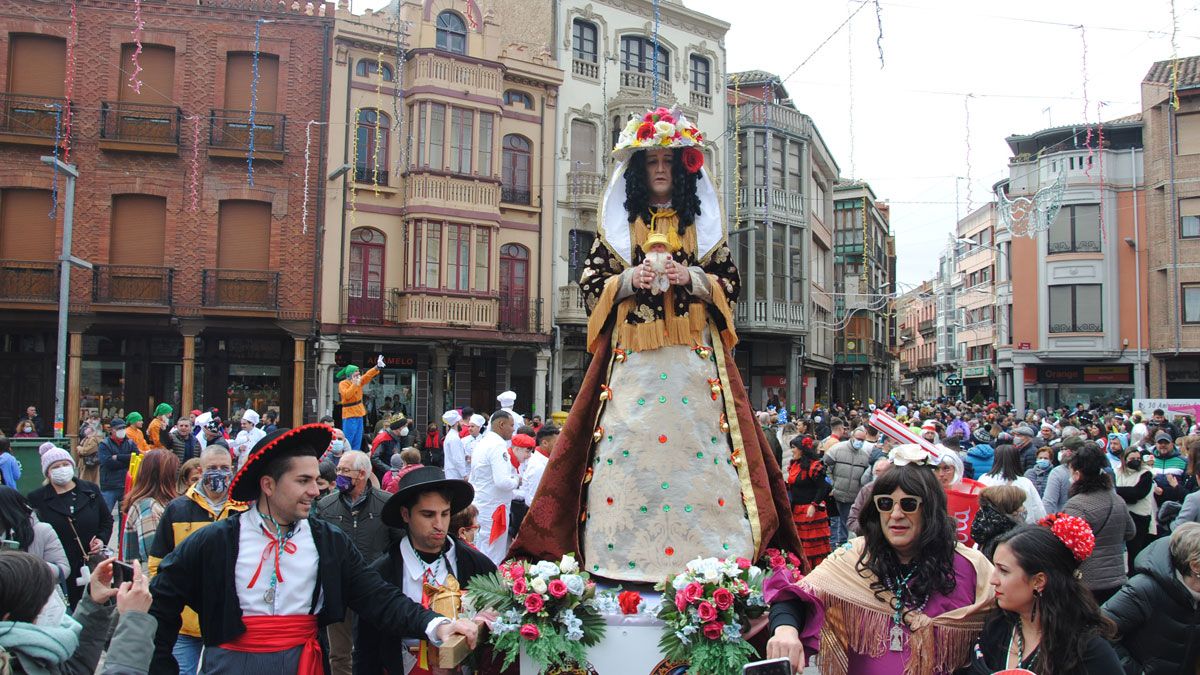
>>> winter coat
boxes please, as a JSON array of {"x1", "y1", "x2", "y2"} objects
[
  {"x1": 822, "y1": 440, "x2": 872, "y2": 503},
  {"x1": 26, "y1": 480, "x2": 113, "y2": 607},
  {"x1": 1102, "y1": 536, "x2": 1200, "y2": 675},
  {"x1": 1042, "y1": 464, "x2": 1073, "y2": 515},
  {"x1": 1064, "y1": 488, "x2": 1137, "y2": 592},
  {"x1": 0, "y1": 451, "x2": 20, "y2": 488},
  {"x1": 966, "y1": 443, "x2": 996, "y2": 478},
  {"x1": 1023, "y1": 462, "x2": 1053, "y2": 496},
  {"x1": 98, "y1": 436, "x2": 138, "y2": 491},
  {"x1": 29, "y1": 517, "x2": 71, "y2": 582},
  {"x1": 72, "y1": 436, "x2": 100, "y2": 485},
  {"x1": 1178, "y1": 490, "x2": 1200, "y2": 528},
  {"x1": 0, "y1": 593, "x2": 156, "y2": 675},
  {"x1": 164, "y1": 430, "x2": 197, "y2": 464},
  {"x1": 313, "y1": 487, "x2": 403, "y2": 565}
]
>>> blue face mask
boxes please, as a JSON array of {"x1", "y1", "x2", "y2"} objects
[
  {"x1": 329, "y1": 439, "x2": 345, "y2": 455},
  {"x1": 1036, "y1": 458, "x2": 1051, "y2": 470},
  {"x1": 335, "y1": 475, "x2": 353, "y2": 492},
  {"x1": 202, "y1": 468, "x2": 232, "y2": 495},
  {"x1": 851, "y1": 440, "x2": 864, "y2": 451}
]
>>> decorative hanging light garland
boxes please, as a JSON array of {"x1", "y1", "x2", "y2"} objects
[
  {"x1": 188, "y1": 115, "x2": 202, "y2": 212},
  {"x1": 1170, "y1": 0, "x2": 1180, "y2": 110},
  {"x1": 302, "y1": 120, "x2": 326, "y2": 235},
  {"x1": 63, "y1": 0, "x2": 77, "y2": 162},
  {"x1": 873, "y1": 0, "x2": 885, "y2": 68},
  {"x1": 651, "y1": 0, "x2": 661, "y2": 107},
  {"x1": 963, "y1": 94, "x2": 974, "y2": 212},
  {"x1": 1096, "y1": 101, "x2": 1107, "y2": 247},
  {"x1": 49, "y1": 106, "x2": 61, "y2": 220},
  {"x1": 247, "y1": 18, "x2": 270, "y2": 187},
  {"x1": 732, "y1": 74, "x2": 741, "y2": 228},
  {"x1": 1079, "y1": 25, "x2": 1094, "y2": 180},
  {"x1": 129, "y1": 0, "x2": 145, "y2": 93},
  {"x1": 373, "y1": 50, "x2": 384, "y2": 193},
  {"x1": 348, "y1": 107, "x2": 361, "y2": 230}
]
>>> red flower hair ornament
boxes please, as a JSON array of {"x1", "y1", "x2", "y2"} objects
[
  {"x1": 1038, "y1": 512, "x2": 1095, "y2": 563},
  {"x1": 682, "y1": 146, "x2": 705, "y2": 174}
]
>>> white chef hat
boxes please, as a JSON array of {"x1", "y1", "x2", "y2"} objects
[
  {"x1": 469, "y1": 414, "x2": 487, "y2": 428},
  {"x1": 497, "y1": 391, "x2": 517, "y2": 407},
  {"x1": 442, "y1": 410, "x2": 463, "y2": 426},
  {"x1": 241, "y1": 409, "x2": 260, "y2": 425}
]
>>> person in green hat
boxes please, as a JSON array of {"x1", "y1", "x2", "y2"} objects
[
  {"x1": 338, "y1": 355, "x2": 385, "y2": 452},
  {"x1": 147, "y1": 403, "x2": 173, "y2": 450},
  {"x1": 125, "y1": 412, "x2": 150, "y2": 452}
]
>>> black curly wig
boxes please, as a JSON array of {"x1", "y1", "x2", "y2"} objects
[{"x1": 623, "y1": 148, "x2": 701, "y2": 234}]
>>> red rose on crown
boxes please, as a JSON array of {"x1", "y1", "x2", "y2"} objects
[
  {"x1": 548, "y1": 579, "x2": 568, "y2": 598},
  {"x1": 697, "y1": 601, "x2": 718, "y2": 622},
  {"x1": 524, "y1": 593, "x2": 545, "y2": 613},
  {"x1": 637, "y1": 122, "x2": 655, "y2": 140},
  {"x1": 520, "y1": 623, "x2": 540, "y2": 640},
  {"x1": 682, "y1": 147, "x2": 704, "y2": 174},
  {"x1": 712, "y1": 587, "x2": 735, "y2": 611}
]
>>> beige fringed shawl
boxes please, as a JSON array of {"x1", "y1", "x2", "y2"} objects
[{"x1": 801, "y1": 538, "x2": 995, "y2": 675}]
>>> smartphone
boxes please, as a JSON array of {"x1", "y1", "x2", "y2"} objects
[
  {"x1": 0, "y1": 539, "x2": 19, "y2": 551},
  {"x1": 112, "y1": 560, "x2": 136, "y2": 586},
  {"x1": 743, "y1": 657, "x2": 794, "y2": 675}
]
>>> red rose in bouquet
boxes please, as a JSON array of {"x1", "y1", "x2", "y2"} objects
[
  {"x1": 512, "y1": 578, "x2": 528, "y2": 596},
  {"x1": 702, "y1": 621, "x2": 725, "y2": 640},
  {"x1": 734, "y1": 557, "x2": 751, "y2": 570},
  {"x1": 520, "y1": 623, "x2": 540, "y2": 640},
  {"x1": 525, "y1": 593, "x2": 545, "y2": 613},
  {"x1": 682, "y1": 147, "x2": 704, "y2": 174},
  {"x1": 682, "y1": 582, "x2": 704, "y2": 605},
  {"x1": 548, "y1": 579, "x2": 568, "y2": 599},
  {"x1": 618, "y1": 590, "x2": 643, "y2": 615},
  {"x1": 697, "y1": 601, "x2": 718, "y2": 623},
  {"x1": 712, "y1": 587, "x2": 734, "y2": 611}
]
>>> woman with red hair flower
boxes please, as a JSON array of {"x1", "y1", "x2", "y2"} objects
[{"x1": 787, "y1": 434, "x2": 831, "y2": 568}]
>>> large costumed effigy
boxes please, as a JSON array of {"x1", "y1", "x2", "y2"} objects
[{"x1": 459, "y1": 105, "x2": 805, "y2": 675}]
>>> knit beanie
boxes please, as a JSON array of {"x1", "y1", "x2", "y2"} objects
[{"x1": 39, "y1": 442, "x2": 73, "y2": 477}]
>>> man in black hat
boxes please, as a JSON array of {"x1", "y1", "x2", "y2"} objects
[
  {"x1": 147, "y1": 424, "x2": 478, "y2": 675},
  {"x1": 357, "y1": 466, "x2": 497, "y2": 675}
]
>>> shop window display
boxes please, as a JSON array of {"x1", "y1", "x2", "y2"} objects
[
  {"x1": 227, "y1": 364, "x2": 281, "y2": 420},
  {"x1": 79, "y1": 361, "x2": 126, "y2": 421}
]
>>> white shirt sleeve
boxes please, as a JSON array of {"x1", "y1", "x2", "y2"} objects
[
  {"x1": 490, "y1": 447, "x2": 520, "y2": 493},
  {"x1": 425, "y1": 616, "x2": 452, "y2": 645}
]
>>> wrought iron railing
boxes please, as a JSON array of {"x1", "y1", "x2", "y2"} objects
[
  {"x1": 501, "y1": 186, "x2": 531, "y2": 205},
  {"x1": 353, "y1": 165, "x2": 390, "y2": 187},
  {"x1": 201, "y1": 269, "x2": 279, "y2": 309},
  {"x1": 0, "y1": 93, "x2": 69, "y2": 140},
  {"x1": 99, "y1": 101, "x2": 181, "y2": 146},
  {"x1": 498, "y1": 296, "x2": 543, "y2": 333},
  {"x1": 1048, "y1": 239, "x2": 1101, "y2": 254},
  {"x1": 208, "y1": 109, "x2": 286, "y2": 152},
  {"x1": 0, "y1": 260, "x2": 58, "y2": 302},
  {"x1": 93, "y1": 265, "x2": 172, "y2": 305},
  {"x1": 342, "y1": 285, "x2": 394, "y2": 325}
]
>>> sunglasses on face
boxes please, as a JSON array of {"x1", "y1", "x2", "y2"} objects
[{"x1": 873, "y1": 495, "x2": 922, "y2": 514}]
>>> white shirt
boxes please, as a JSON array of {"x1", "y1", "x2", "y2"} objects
[
  {"x1": 399, "y1": 536, "x2": 459, "y2": 674},
  {"x1": 469, "y1": 431, "x2": 519, "y2": 517},
  {"x1": 235, "y1": 508, "x2": 322, "y2": 616},
  {"x1": 234, "y1": 427, "x2": 267, "y2": 469},
  {"x1": 519, "y1": 451, "x2": 549, "y2": 505},
  {"x1": 462, "y1": 433, "x2": 479, "y2": 467},
  {"x1": 443, "y1": 430, "x2": 468, "y2": 481}
]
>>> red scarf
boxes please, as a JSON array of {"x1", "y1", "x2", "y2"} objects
[{"x1": 425, "y1": 429, "x2": 441, "y2": 450}]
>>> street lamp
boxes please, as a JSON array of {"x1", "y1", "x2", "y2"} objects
[{"x1": 40, "y1": 156, "x2": 87, "y2": 439}]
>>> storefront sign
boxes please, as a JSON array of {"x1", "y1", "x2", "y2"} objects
[
  {"x1": 334, "y1": 351, "x2": 417, "y2": 368},
  {"x1": 1033, "y1": 365, "x2": 1132, "y2": 384},
  {"x1": 1017, "y1": 342, "x2": 1032, "y2": 350},
  {"x1": 963, "y1": 366, "x2": 990, "y2": 379},
  {"x1": 1134, "y1": 399, "x2": 1200, "y2": 418},
  {"x1": 1164, "y1": 360, "x2": 1200, "y2": 383},
  {"x1": 762, "y1": 376, "x2": 786, "y2": 387}
]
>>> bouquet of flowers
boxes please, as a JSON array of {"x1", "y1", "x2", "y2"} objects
[
  {"x1": 655, "y1": 556, "x2": 768, "y2": 675},
  {"x1": 761, "y1": 547, "x2": 806, "y2": 581},
  {"x1": 465, "y1": 554, "x2": 606, "y2": 670}
]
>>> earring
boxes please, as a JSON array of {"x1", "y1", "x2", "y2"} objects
[{"x1": 1031, "y1": 589, "x2": 1042, "y2": 622}]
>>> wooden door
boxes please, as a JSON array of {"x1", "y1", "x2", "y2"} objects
[
  {"x1": 347, "y1": 228, "x2": 385, "y2": 323},
  {"x1": 499, "y1": 244, "x2": 529, "y2": 331}
]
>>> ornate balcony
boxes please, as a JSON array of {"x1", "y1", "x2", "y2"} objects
[
  {"x1": 0, "y1": 93, "x2": 69, "y2": 147},
  {"x1": 92, "y1": 265, "x2": 172, "y2": 307},
  {"x1": 201, "y1": 269, "x2": 279, "y2": 311},
  {"x1": 738, "y1": 187, "x2": 805, "y2": 219},
  {"x1": 572, "y1": 58, "x2": 599, "y2": 80},
  {"x1": 690, "y1": 90, "x2": 712, "y2": 110},
  {"x1": 734, "y1": 300, "x2": 805, "y2": 335},
  {"x1": 404, "y1": 173, "x2": 499, "y2": 213},
  {"x1": 619, "y1": 70, "x2": 672, "y2": 98},
  {"x1": 353, "y1": 165, "x2": 390, "y2": 187},
  {"x1": 731, "y1": 101, "x2": 808, "y2": 135},
  {"x1": 208, "y1": 109, "x2": 285, "y2": 159},
  {"x1": 99, "y1": 101, "x2": 181, "y2": 154},
  {"x1": 498, "y1": 296, "x2": 543, "y2": 334},
  {"x1": 501, "y1": 186, "x2": 531, "y2": 205},
  {"x1": 394, "y1": 291, "x2": 497, "y2": 329},
  {"x1": 556, "y1": 283, "x2": 587, "y2": 325},
  {"x1": 0, "y1": 260, "x2": 57, "y2": 304},
  {"x1": 918, "y1": 318, "x2": 936, "y2": 335},
  {"x1": 407, "y1": 50, "x2": 501, "y2": 99},
  {"x1": 565, "y1": 170, "x2": 604, "y2": 210}
]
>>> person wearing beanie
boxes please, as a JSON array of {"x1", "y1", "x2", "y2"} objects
[
  {"x1": 125, "y1": 412, "x2": 150, "y2": 452},
  {"x1": 1012, "y1": 424, "x2": 1039, "y2": 472},
  {"x1": 98, "y1": 417, "x2": 139, "y2": 514},
  {"x1": 27, "y1": 440, "x2": 112, "y2": 607},
  {"x1": 146, "y1": 404, "x2": 173, "y2": 450}
]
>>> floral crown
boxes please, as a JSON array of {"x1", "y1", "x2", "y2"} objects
[
  {"x1": 1038, "y1": 512, "x2": 1095, "y2": 563},
  {"x1": 613, "y1": 106, "x2": 706, "y2": 173}
]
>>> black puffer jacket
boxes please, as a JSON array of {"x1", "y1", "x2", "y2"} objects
[{"x1": 1102, "y1": 536, "x2": 1200, "y2": 675}]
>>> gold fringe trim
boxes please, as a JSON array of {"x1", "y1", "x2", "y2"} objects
[
  {"x1": 713, "y1": 331, "x2": 761, "y2": 553},
  {"x1": 631, "y1": 211, "x2": 697, "y2": 256},
  {"x1": 586, "y1": 275, "x2": 623, "y2": 354}
]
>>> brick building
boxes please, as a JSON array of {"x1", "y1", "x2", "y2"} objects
[
  {"x1": 0, "y1": 0, "x2": 332, "y2": 433},
  {"x1": 314, "y1": 0, "x2": 561, "y2": 428}
]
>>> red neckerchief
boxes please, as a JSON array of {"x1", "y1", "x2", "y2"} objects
[
  {"x1": 536, "y1": 445, "x2": 551, "y2": 458},
  {"x1": 506, "y1": 449, "x2": 521, "y2": 470}
]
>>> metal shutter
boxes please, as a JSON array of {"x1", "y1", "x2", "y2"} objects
[
  {"x1": 118, "y1": 45, "x2": 175, "y2": 105},
  {"x1": 7, "y1": 35, "x2": 65, "y2": 96},
  {"x1": 109, "y1": 195, "x2": 165, "y2": 265},
  {"x1": 0, "y1": 189, "x2": 54, "y2": 260},
  {"x1": 223, "y1": 53, "x2": 278, "y2": 112},
  {"x1": 216, "y1": 200, "x2": 270, "y2": 270}
]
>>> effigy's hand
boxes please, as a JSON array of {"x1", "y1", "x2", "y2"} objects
[
  {"x1": 766, "y1": 625, "x2": 806, "y2": 673},
  {"x1": 631, "y1": 260, "x2": 655, "y2": 290},
  {"x1": 665, "y1": 259, "x2": 690, "y2": 287}
]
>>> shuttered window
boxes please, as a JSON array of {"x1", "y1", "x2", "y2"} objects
[
  {"x1": 217, "y1": 200, "x2": 270, "y2": 269},
  {"x1": 7, "y1": 35, "x2": 65, "y2": 96},
  {"x1": 0, "y1": 189, "x2": 54, "y2": 260},
  {"x1": 223, "y1": 53, "x2": 279, "y2": 111},
  {"x1": 109, "y1": 195, "x2": 166, "y2": 265},
  {"x1": 118, "y1": 45, "x2": 175, "y2": 105}
]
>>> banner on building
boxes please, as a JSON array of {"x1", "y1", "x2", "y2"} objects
[{"x1": 1133, "y1": 399, "x2": 1200, "y2": 419}]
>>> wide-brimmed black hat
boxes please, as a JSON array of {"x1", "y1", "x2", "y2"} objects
[
  {"x1": 381, "y1": 466, "x2": 474, "y2": 527},
  {"x1": 230, "y1": 424, "x2": 333, "y2": 502}
]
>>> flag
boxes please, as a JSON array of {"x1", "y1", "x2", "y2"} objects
[{"x1": 869, "y1": 410, "x2": 941, "y2": 459}]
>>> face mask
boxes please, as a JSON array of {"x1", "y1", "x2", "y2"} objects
[
  {"x1": 329, "y1": 439, "x2": 345, "y2": 455},
  {"x1": 1036, "y1": 458, "x2": 1051, "y2": 470},
  {"x1": 22, "y1": 426, "x2": 32, "y2": 433},
  {"x1": 335, "y1": 475, "x2": 353, "y2": 492},
  {"x1": 202, "y1": 468, "x2": 231, "y2": 495},
  {"x1": 1057, "y1": 450, "x2": 1069, "y2": 463},
  {"x1": 49, "y1": 466, "x2": 74, "y2": 486},
  {"x1": 851, "y1": 440, "x2": 864, "y2": 451},
  {"x1": 1127, "y1": 458, "x2": 1142, "y2": 470},
  {"x1": 400, "y1": 427, "x2": 410, "y2": 437},
  {"x1": 116, "y1": 428, "x2": 128, "y2": 439}
]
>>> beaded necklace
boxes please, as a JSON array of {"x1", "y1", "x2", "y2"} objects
[
  {"x1": 885, "y1": 564, "x2": 928, "y2": 652},
  {"x1": 258, "y1": 510, "x2": 299, "y2": 610}
]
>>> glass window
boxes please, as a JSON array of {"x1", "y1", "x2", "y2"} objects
[
  {"x1": 415, "y1": 103, "x2": 427, "y2": 168},
  {"x1": 754, "y1": 222, "x2": 766, "y2": 302},
  {"x1": 502, "y1": 135, "x2": 532, "y2": 204},
  {"x1": 354, "y1": 109, "x2": 390, "y2": 184},
  {"x1": 227, "y1": 364, "x2": 282, "y2": 420},
  {"x1": 619, "y1": 36, "x2": 668, "y2": 78},
  {"x1": 446, "y1": 224, "x2": 470, "y2": 291},
  {"x1": 428, "y1": 103, "x2": 445, "y2": 170},
  {"x1": 1048, "y1": 204, "x2": 1101, "y2": 253},
  {"x1": 355, "y1": 59, "x2": 394, "y2": 81},
  {"x1": 1181, "y1": 198, "x2": 1200, "y2": 238},
  {"x1": 478, "y1": 113, "x2": 494, "y2": 177},
  {"x1": 770, "y1": 136, "x2": 785, "y2": 186},
  {"x1": 689, "y1": 55, "x2": 710, "y2": 94},
  {"x1": 772, "y1": 223, "x2": 786, "y2": 300},
  {"x1": 1049, "y1": 284, "x2": 1102, "y2": 333},
  {"x1": 503, "y1": 90, "x2": 534, "y2": 109},
  {"x1": 450, "y1": 107, "x2": 473, "y2": 174},
  {"x1": 572, "y1": 19, "x2": 598, "y2": 63},
  {"x1": 787, "y1": 142, "x2": 803, "y2": 192},
  {"x1": 425, "y1": 223, "x2": 441, "y2": 288},
  {"x1": 568, "y1": 229, "x2": 595, "y2": 282},
  {"x1": 474, "y1": 228, "x2": 490, "y2": 292},
  {"x1": 436, "y1": 11, "x2": 467, "y2": 54},
  {"x1": 1184, "y1": 285, "x2": 1200, "y2": 323}
]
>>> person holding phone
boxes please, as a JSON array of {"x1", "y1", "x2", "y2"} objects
[
  {"x1": 763, "y1": 446, "x2": 995, "y2": 674},
  {"x1": 27, "y1": 443, "x2": 113, "y2": 608}
]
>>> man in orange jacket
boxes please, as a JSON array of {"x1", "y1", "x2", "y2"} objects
[{"x1": 337, "y1": 355, "x2": 384, "y2": 452}]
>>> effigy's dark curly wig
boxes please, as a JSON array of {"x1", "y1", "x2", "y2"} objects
[{"x1": 623, "y1": 148, "x2": 701, "y2": 233}]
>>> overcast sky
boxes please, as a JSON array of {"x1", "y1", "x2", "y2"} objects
[{"x1": 362, "y1": 0, "x2": 1200, "y2": 287}]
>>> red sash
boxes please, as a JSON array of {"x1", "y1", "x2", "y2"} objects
[
  {"x1": 220, "y1": 615, "x2": 323, "y2": 675},
  {"x1": 489, "y1": 504, "x2": 507, "y2": 544}
]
